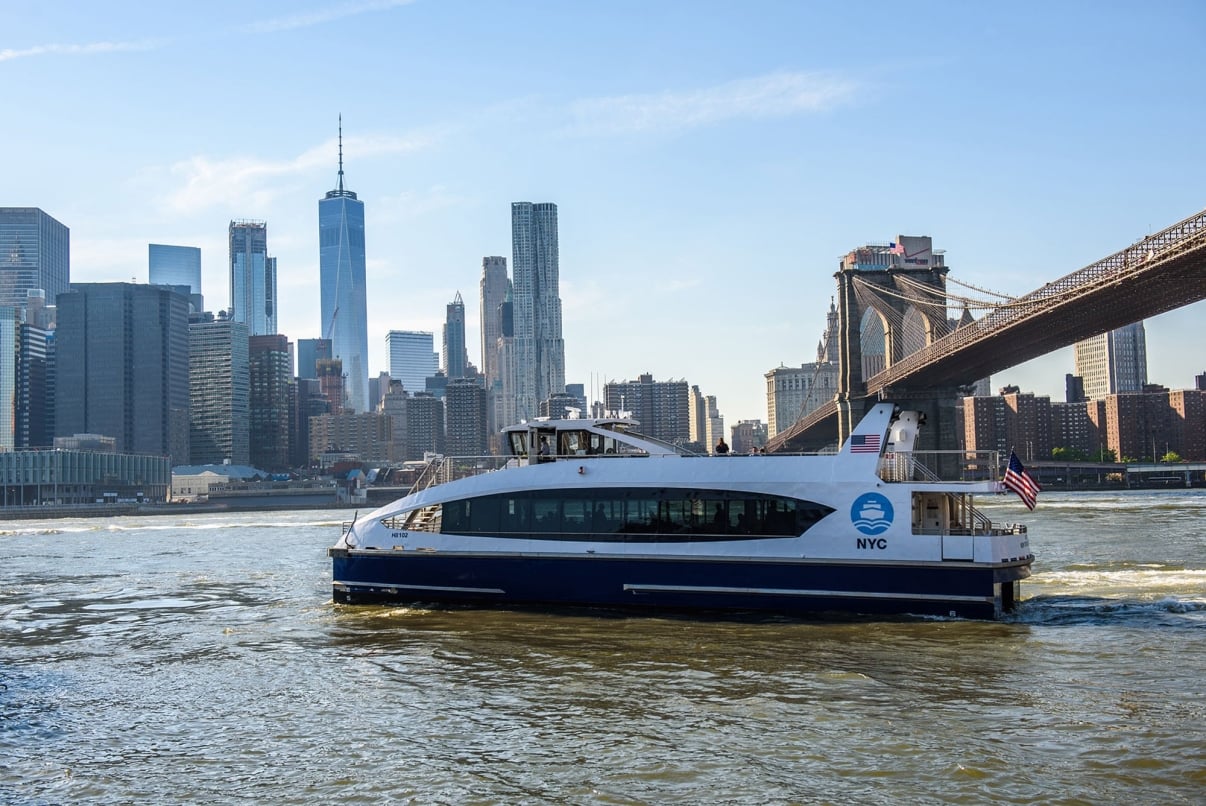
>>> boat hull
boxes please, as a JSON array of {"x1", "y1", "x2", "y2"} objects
[{"x1": 330, "y1": 549, "x2": 1030, "y2": 620}]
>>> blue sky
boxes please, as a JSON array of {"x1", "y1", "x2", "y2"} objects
[{"x1": 5, "y1": 1, "x2": 1204, "y2": 424}]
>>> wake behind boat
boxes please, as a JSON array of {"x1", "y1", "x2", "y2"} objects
[{"x1": 328, "y1": 403, "x2": 1033, "y2": 619}]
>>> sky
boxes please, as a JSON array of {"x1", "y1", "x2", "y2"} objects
[{"x1": 5, "y1": 0, "x2": 1205, "y2": 425}]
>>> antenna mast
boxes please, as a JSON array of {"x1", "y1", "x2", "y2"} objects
[{"x1": 337, "y1": 114, "x2": 345, "y2": 193}]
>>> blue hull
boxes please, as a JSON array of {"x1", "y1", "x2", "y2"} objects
[{"x1": 331, "y1": 550, "x2": 1029, "y2": 619}]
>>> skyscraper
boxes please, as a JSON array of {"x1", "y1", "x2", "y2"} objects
[
  {"x1": 1074, "y1": 323, "x2": 1148, "y2": 401},
  {"x1": 297, "y1": 338, "x2": 332, "y2": 381},
  {"x1": 249, "y1": 334, "x2": 294, "y2": 471},
  {"x1": 479, "y1": 256, "x2": 509, "y2": 387},
  {"x1": 510, "y1": 201, "x2": 565, "y2": 423},
  {"x1": 229, "y1": 221, "x2": 276, "y2": 335},
  {"x1": 16, "y1": 320, "x2": 53, "y2": 448},
  {"x1": 0, "y1": 307, "x2": 16, "y2": 451},
  {"x1": 55, "y1": 283, "x2": 191, "y2": 463},
  {"x1": 443, "y1": 291, "x2": 468, "y2": 379},
  {"x1": 387, "y1": 330, "x2": 438, "y2": 393},
  {"x1": 149, "y1": 243, "x2": 203, "y2": 312},
  {"x1": 319, "y1": 120, "x2": 369, "y2": 413},
  {"x1": 0, "y1": 208, "x2": 69, "y2": 312},
  {"x1": 189, "y1": 314, "x2": 250, "y2": 466}
]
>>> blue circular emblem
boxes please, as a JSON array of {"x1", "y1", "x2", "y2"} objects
[{"x1": 851, "y1": 492, "x2": 894, "y2": 536}]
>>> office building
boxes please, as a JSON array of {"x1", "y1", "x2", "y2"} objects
[
  {"x1": 297, "y1": 338, "x2": 331, "y2": 380},
  {"x1": 16, "y1": 322, "x2": 53, "y2": 448},
  {"x1": 1074, "y1": 323, "x2": 1148, "y2": 401},
  {"x1": 765, "y1": 299, "x2": 840, "y2": 438},
  {"x1": 0, "y1": 308, "x2": 15, "y2": 450},
  {"x1": 510, "y1": 201, "x2": 565, "y2": 423},
  {"x1": 387, "y1": 330, "x2": 438, "y2": 393},
  {"x1": 319, "y1": 122, "x2": 369, "y2": 413},
  {"x1": 229, "y1": 221, "x2": 276, "y2": 335},
  {"x1": 249, "y1": 334, "x2": 293, "y2": 471},
  {"x1": 292, "y1": 377, "x2": 329, "y2": 467},
  {"x1": 0, "y1": 450, "x2": 170, "y2": 507},
  {"x1": 0, "y1": 207, "x2": 69, "y2": 312},
  {"x1": 55, "y1": 283, "x2": 191, "y2": 463},
  {"x1": 443, "y1": 291, "x2": 468, "y2": 379},
  {"x1": 149, "y1": 243, "x2": 203, "y2": 312},
  {"x1": 189, "y1": 313, "x2": 250, "y2": 466}
]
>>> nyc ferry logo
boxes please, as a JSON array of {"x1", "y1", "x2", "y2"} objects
[{"x1": 851, "y1": 492, "x2": 893, "y2": 538}]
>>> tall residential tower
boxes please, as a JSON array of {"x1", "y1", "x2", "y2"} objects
[
  {"x1": 319, "y1": 119, "x2": 369, "y2": 413},
  {"x1": 1074, "y1": 323, "x2": 1148, "y2": 401},
  {"x1": 229, "y1": 221, "x2": 276, "y2": 334},
  {"x1": 510, "y1": 202, "x2": 565, "y2": 422}
]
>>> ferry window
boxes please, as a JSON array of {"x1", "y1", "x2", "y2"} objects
[
  {"x1": 562, "y1": 499, "x2": 588, "y2": 531},
  {"x1": 531, "y1": 498, "x2": 560, "y2": 532},
  {"x1": 442, "y1": 500, "x2": 469, "y2": 532},
  {"x1": 499, "y1": 496, "x2": 529, "y2": 533},
  {"x1": 559, "y1": 431, "x2": 590, "y2": 456},
  {"x1": 706, "y1": 500, "x2": 731, "y2": 534},
  {"x1": 590, "y1": 499, "x2": 623, "y2": 534},
  {"x1": 622, "y1": 497, "x2": 659, "y2": 533},
  {"x1": 508, "y1": 432, "x2": 528, "y2": 458},
  {"x1": 467, "y1": 496, "x2": 500, "y2": 534}
]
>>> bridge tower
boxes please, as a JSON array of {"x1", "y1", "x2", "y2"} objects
[{"x1": 834, "y1": 235, "x2": 962, "y2": 452}]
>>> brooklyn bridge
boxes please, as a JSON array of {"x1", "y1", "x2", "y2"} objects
[{"x1": 766, "y1": 206, "x2": 1206, "y2": 453}]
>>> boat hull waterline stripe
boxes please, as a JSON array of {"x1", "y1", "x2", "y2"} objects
[
  {"x1": 336, "y1": 580, "x2": 506, "y2": 595},
  {"x1": 622, "y1": 583, "x2": 993, "y2": 604}
]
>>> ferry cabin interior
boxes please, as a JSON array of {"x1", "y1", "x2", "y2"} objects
[{"x1": 507, "y1": 423, "x2": 650, "y2": 463}]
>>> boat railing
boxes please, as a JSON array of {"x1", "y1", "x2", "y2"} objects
[
  {"x1": 408, "y1": 455, "x2": 515, "y2": 494},
  {"x1": 880, "y1": 450, "x2": 1001, "y2": 483}
]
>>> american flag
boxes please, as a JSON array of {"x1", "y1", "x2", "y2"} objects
[
  {"x1": 850, "y1": 434, "x2": 881, "y2": 454},
  {"x1": 1003, "y1": 450, "x2": 1041, "y2": 510}
]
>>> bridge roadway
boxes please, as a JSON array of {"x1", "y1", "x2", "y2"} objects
[{"x1": 769, "y1": 206, "x2": 1206, "y2": 452}]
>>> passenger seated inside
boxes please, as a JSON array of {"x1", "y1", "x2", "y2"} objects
[{"x1": 712, "y1": 503, "x2": 728, "y2": 533}]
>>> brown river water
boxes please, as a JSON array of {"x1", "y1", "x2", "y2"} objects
[{"x1": 2, "y1": 489, "x2": 1203, "y2": 804}]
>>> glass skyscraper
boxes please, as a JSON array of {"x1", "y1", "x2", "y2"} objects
[
  {"x1": 510, "y1": 201, "x2": 565, "y2": 422},
  {"x1": 149, "y1": 243, "x2": 203, "y2": 312},
  {"x1": 229, "y1": 221, "x2": 276, "y2": 335},
  {"x1": 387, "y1": 330, "x2": 438, "y2": 394},
  {"x1": 55, "y1": 283, "x2": 191, "y2": 464},
  {"x1": 0, "y1": 207, "x2": 69, "y2": 311},
  {"x1": 319, "y1": 124, "x2": 369, "y2": 413}
]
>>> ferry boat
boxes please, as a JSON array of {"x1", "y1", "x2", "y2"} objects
[{"x1": 328, "y1": 403, "x2": 1033, "y2": 619}]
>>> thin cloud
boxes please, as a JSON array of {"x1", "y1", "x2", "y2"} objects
[
  {"x1": 567, "y1": 71, "x2": 860, "y2": 136},
  {"x1": 243, "y1": 0, "x2": 415, "y2": 33},
  {"x1": 162, "y1": 133, "x2": 425, "y2": 213},
  {"x1": 0, "y1": 40, "x2": 162, "y2": 63}
]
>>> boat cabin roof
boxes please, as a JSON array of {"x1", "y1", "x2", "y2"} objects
[{"x1": 502, "y1": 416, "x2": 690, "y2": 460}]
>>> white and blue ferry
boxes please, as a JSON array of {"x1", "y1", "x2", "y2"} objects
[{"x1": 329, "y1": 403, "x2": 1033, "y2": 619}]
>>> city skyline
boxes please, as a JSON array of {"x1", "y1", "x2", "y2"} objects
[{"x1": 5, "y1": 3, "x2": 1204, "y2": 423}]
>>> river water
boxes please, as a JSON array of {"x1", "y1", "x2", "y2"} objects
[{"x1": 2, "y1": 490, "x2": 1203, "y2": 805}]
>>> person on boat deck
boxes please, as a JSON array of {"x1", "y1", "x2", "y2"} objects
[
  {"x1": 714, "y1": 437, "x2": 729, "y2": 455},
  {"x1": 537, "y1": 438, "x2": 552, "y2": 462}
]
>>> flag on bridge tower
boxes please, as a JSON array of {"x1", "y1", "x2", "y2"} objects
[{"x1": 1003, "y1": 450, "x2": 1041, "y2": 510}]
